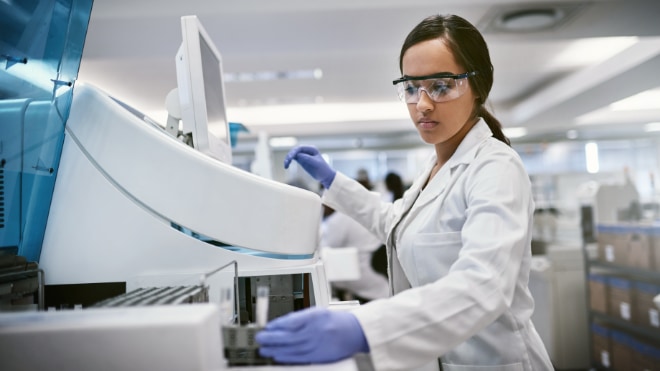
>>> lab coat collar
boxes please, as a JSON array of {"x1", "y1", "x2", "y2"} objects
[
  {"x1": 419, "y1": 118, "x2": 491, "y2": 187},
  {"x1": 404, "y1": 119, "x2": 493, "y2": 212},
  {"x1": 445, "y1": 118, "x2": 492, "y2": 170}
]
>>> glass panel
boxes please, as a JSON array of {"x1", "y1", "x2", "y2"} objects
[{"x1": 0, "y1": 0, "x2": 93, "y2": 261}]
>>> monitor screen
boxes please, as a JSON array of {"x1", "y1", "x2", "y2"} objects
[{"x1": 175, "y1": 15, "x2": 232, "y2": 164}]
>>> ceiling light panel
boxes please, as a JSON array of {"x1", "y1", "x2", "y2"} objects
[
  {"x1": 224, "y1": 68, "x2": 323, "y2": 82},
  {"x1": 549, "y1": 37, "x2": 638, "y2": 69},
  {"x1": 609, "y1": 87, "x2": 660, "y2": 111}
]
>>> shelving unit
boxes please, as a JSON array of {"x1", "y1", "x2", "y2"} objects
[
  {"x1": 583, "y1": 229, "x2": 660, "y2": 371},
  {"x1": 590, "y1": 311, "x2": 660, "y2": 342}
]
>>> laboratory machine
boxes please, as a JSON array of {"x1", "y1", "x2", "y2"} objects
[
  {"x1": 38, "y1": 15, "x2": 333, "y2": 317},
  {"x1": 1, "y1": 7, "x2": 357, "y2": 370}
]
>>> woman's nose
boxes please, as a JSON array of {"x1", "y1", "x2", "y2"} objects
[{"x1": 416, "y1": 89, "x2": 434, "y2": 112}]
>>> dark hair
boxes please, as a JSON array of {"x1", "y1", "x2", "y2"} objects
[
  {"x1": 356, "y1": 168, "x2": 373, "y2": 190},
  {"x1": 399, "y1": 14, "x2": 510, "y2": 146},
  {"x1": 385, "y1": 172, "x2": 405, "y2": 201}
]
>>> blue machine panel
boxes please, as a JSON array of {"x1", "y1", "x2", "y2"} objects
[{"x1": 0, "y1": 0, "x2": 93, "y2": 261}]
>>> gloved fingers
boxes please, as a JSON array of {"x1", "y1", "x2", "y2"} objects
[
  {"x1": 258, "y1": 337, "x2": 317, "y2": 357},
  {"x1": 265, "y1": 353, "x2": 310, "y2": 364},
  {"x1": 294, "y1": 145, "x2": 320, "y2": 156},
  {"x1": 264, "y1": 307, "x2": 327, "y2": 331},
  {"x1": 256, "y1": 309, "x2": 325, "y2": 347},
  {"x1": 261, "y1": 350, "x2": 316, "y2": 364},
  {"x1": 259, "y1": 340, "x2": 321, "y2": 362},
  {"x1": 257, "y1": 309, "x2": 366, "y2": 364},
  {"x1": 283, "y1": 147, "x2": 301, "y2": 169},
  {"x1": 284, "y1": 145, "x2": 319, "y2": 169},
  {"x1": 263, "y1": 343, "x2": 343, "y2": 365},
  {"x1": 294, "y1": 152, "x2": 322, "y2": 169},
  {"x1": 255, "y1": 329, "x2": 309, "y2": 347}
]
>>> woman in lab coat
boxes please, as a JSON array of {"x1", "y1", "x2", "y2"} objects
[{"x1": 256, "y1": 14, "x2": 553, "y2": 371}]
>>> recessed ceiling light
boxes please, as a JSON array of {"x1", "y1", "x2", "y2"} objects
[
  {"x1": 496, "y1": 8, "x2": 564, "y2": 31},
  {"x1": 566, "y1": 129, "x2": 578, "y2": 139}
]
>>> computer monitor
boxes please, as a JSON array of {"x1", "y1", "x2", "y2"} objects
[{"x1": 175, "y1": 15, "x2": 232, "y2": 164}]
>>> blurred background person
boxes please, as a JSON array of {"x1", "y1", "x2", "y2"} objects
[
  {"x1": 355, "y1": 168, "x2": 374, "y2": 191},
  {"x1": 384, "y1": 171, "x2": 405, "y2": 202},
  {"x1": 371, "y1": 171, "x2": 407, "y2": 279},
  {"x1": 320, "y1": 179, "x2": 389, "y2": 303}
]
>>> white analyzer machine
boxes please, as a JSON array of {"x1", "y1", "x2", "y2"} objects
[{"x1": 0, "y1": 15, "x2": 358, "y2": 371}]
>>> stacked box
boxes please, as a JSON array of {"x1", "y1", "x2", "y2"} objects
[
  {"x1": 610, "y1": 330, "x2": 634, "y2": 371},
  {"x1": 591, "y1": 323, "x2": 612, "y2": 369},
  {"x1": 608, "y1": 277, "x2": 633, "y2": 321},
  {"x1": 589, "y1": 274, "x2": 609, "y2": 313},
  {"x1": 627, "y1": 225, "x2": 653, "y2": 270},
  {"x1": 651, "y1": 224, "x2": 660, "y2": 272},
  {"x1": 596, "y1": 224, "x2": 630, "y2": 265},
  {"x1": 633, "y1": 281, "x2": 660, "y2": 330},
  {"x1": 631, "y1": 340, "x2": 660, "y2": 371}
]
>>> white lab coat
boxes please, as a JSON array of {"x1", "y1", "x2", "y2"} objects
[
  {"x1": 321, "y1": 210, "x2": 389, "y2": 300},
  {"x1": 322, "y1": 120, "x2": 553, "y2": 371}
]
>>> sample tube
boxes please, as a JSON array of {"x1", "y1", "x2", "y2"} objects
[
  {"x1": 219, "y1": 287, "x2": 234, "y2": 324},
  {"x1": 256, "y1": 286, "x2": 270, "y2": 327}
]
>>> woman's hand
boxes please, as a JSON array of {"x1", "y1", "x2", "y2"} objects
[
  {"x1": 256, "y1": 307, "x2": 369, "y2": 364},
  {"x1": 284, "y1": 145, "x2": 336, "y2": 189}
]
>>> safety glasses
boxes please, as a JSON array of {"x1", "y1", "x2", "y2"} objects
[{"x1": 392, "y1": 71, "x2": 477, "y2": 103}]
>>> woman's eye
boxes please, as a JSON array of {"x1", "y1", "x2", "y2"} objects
[
  {"x1": 431, "y1": 80, "x2": 452, "y2": 95},
  {"x1": 404, "y1": 84, "x2": 418, "y2": 96}
]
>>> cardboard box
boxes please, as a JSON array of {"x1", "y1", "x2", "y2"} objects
[
  {"x1": 589, "y1": 274, "x2": 609, "y2": 313},
  {"x1": 633, "y1": 281, "x2": 660, "y2": 330},
  {"x1": 597, "y1": 224, "x2": 629, "y2": 265},
  {"x1": 608, "y1": 277, "x2": 633, "y2": 321},
  {"x1": 591, "y1": 323, "x2": 612, "y2": 369},
  {"x1": 628, "y1": 225, "x2": 654, "y2": 270},
  {"x1": 610, "y1": 330, "x2": 634, "y2": 371},
  {"x1": 631, "y1": 339, "x2": 660, "y2": 371},
  {"x1": 650, "y1": 225, "x2": 660, "y2": 272}
]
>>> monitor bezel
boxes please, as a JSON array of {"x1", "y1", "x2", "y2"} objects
[{"x1": 175, "y1": 15, "x2": 232, "y2": 165}]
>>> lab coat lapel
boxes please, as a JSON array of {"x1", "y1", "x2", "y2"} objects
[
  {"x1": 386, "y1": 156, "x2": 439, "y2": 253},
  {"x1": 394, "y1": 156, "x2": 435, "y2": 225},
  {"x1": 383, "y1": 160, "x2": 428, "y2": 293},
  {"x1": 396, "y1": 120, "x2": 494, "y2": 234},
  {"x1": 413, "y1": 164, "x2": 450, "y2": 209},
  {"x1": 386, "y1": 120, "x2": 493, "y2": 290}
]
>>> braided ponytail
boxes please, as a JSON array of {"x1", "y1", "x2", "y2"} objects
[{"x1": 478, "y1": 106, "x2": 510, "y2": 146}]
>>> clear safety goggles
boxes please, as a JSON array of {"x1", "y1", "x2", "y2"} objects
[{"x1": 392, "y1": 71, "x2": 477, "y2": 104}]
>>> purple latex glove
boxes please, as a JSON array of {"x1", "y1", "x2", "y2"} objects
[
  {"x1": 284, "y1": 145, "x2": 336, "y2": 189},
  {"x1": 256, "y1": 307, "x2": 369, "y2": 364}
]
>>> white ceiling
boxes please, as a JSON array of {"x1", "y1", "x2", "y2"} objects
[{"x1": 78, "y1": 0, "x2": 660, "y2": 151}]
